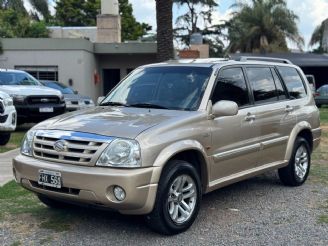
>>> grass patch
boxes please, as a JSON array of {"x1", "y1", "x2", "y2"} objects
[
  {"x1": 0, "y1": 131, "x2": 26, "y2": 153},
  {"x1": 318, "y1": 214, "x2": 328, "y2": 224},
  {"x1": 0, "y1": 181, "x2": 76, "y2": 232},
  {"x1": 320, "y1": 107, "x2": 328, "y2": 124}
]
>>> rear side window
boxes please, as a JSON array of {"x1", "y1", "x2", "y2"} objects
[
  {"x1": 277, "y1": 67, "x2": 306, "y2": 99},
  {"x1": 246, "y1": 67, "x2": 278, "y2": 104},
  {"x1": 212, "y1": 67, "x2": 250, "y2": 107}
]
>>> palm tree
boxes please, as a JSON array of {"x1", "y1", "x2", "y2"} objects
[
  {"x1": 156, "y1": 0, "x2": 174, "y2": 61},
  {"x1": 28, "y1": 0, "x2": 51, "y2": 22},
  {"x1": 226, "y1": 0, "x2": 304, "y2": 53},
  {"x1": 309, "y1": 22, "x2": 325, "y2": 53}
]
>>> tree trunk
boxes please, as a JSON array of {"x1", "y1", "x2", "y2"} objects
[{"x1": 156, "y1": 0, "x2": 174, "y2": 62}]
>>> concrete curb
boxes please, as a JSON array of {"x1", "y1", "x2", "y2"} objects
[{"x1": 0, "y1": 148, "x2": 20, "y2": 187}]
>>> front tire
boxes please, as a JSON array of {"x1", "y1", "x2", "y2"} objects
[
  {"x1": 146, "y1": 160, "x2": 202, "y2": 235},
  {"x1": 278, "y1": 137, "x2": 311, "y2": 186},
  {"x1": 0, "y1": 133, "x2": 11, "y2": 146}
]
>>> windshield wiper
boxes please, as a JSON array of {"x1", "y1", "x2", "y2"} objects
[
  {"x1": 100, "y1": 101, "x2": 130, "y2": 107},
  {"x1": 129, "y1": 103, "x2": 168, "y2": 109}
]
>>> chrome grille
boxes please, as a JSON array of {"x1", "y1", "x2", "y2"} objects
[{"x1": 33, "y1": 130, "x2": 113, "y2": 166}]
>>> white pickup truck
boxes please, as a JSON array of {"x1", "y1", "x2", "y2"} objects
[{"x1": 0, "y1": 91, "x2": 16, "y2": 145}]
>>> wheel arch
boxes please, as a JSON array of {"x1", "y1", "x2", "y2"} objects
[
  {"x1": 285, "y1": 121, "x2": 313, "y2": 160},
  {"x1": 151, "y1": 140, "x2": 210, "y2": 193}
]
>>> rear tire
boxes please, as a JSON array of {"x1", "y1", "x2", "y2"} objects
[
  {"x1": 37, "y1": 194, "x2": 69, "y2": 209},
  {"x1": 278, "y1": 137, "x2": 311, "y2": 186},
  {"x1": 146, "y1": 160, "x2": 202, "y2": 235},
  {"x1": 0, "y1": 133, "x2": 11, "y2": 146}
]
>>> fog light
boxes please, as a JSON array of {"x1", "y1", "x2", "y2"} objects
[{"x1": 113, "y1": 186, "x2": 126, "y2": 201}]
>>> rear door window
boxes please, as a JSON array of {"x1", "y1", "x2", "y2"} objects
[
  {"x1": 246, "y1": 67, "x2": 278, "y2": 104},
  {"x1": 212, "y1": 67, "x2": 250, "y2": 107},
  {"x1": 277, "y1": 67, "x2": 306, "y2": 99}
]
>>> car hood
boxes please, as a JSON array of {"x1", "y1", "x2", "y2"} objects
[
  {"x1": 0, "y1": 85, "x2": 62, "y2": 97},
  {"x1": 34, "y1": 106, "x2": 196, "y2": 139},
  {"x1": 63, "y1": 94, "x2": 92, "y2": 101}
]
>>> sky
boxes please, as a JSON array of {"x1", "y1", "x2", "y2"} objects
[{"x1": 23, "y1": 0, "x2": 328, "y2": 50}]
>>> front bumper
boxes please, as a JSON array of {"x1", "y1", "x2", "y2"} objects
[
  {"x1": 13, "y1": 155, "x2": 158, "y2": 215},
  {"x1": 0, "y1": 106, "x2": 16, "y2": 131}
]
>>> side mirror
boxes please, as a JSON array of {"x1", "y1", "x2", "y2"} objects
[
  {"x1": 74, "y1": 90, "x2": 78, "y2": 94},
  {"x1": 211, "y1": 100, "x2": 238, "y2": 118},
  {"x1": 97, "y1": 96, "x2": 105, "y2": 106}
]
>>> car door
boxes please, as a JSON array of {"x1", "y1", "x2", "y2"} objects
[
  {"x1": 244, "y1": 66, "x2": 296, "y2": 166},
  {"x1": 209, "y1": 66, "x2": 261, "y2": 183}
]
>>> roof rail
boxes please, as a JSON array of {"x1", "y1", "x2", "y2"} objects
[{"x1": 237, "y1": 56, "x2": 293, "y2": 64}]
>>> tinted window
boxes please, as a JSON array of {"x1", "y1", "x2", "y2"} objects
[
  {"x1": 246, "y1": 67, "x2": 278, "y2": 104},
  {"x1": 271, "y1": 68, "x2": 287, "y2": 100},
  {"x1": 102, "y1": 66, "x2": 212, "y2": 111},
  {"x1": 277, "y1": 67, "x2": 306, "y2": 99},
  {"x1": 212, "y1": 67, "x2": 250, "y2": 107}
]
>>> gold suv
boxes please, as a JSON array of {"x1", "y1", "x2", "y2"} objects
[{"x1": 13, "y1": 57, "x2": 321, "y2": 235}]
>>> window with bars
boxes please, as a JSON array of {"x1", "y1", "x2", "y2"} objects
[{"x1": 15, "y1": 66, "x2": 58, "y2": 81}]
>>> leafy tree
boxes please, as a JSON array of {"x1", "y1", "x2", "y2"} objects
[
  {"x1": 309, "y1": 22, "x2": 326, "y2": 53},
  {"x1": 156, "y1": 0, "x2": 174, "y2": 61},
  {"x1": 0, "y1": 0, "x2": 27, "y2": 14},
  {"x1": 119, "y1": 0, "x2": 151, "y2": 41},
  {"x1": 0, "y1": 8, "x2": 49, "y2": 38},
  {"x1": 225, "y1": 0, "x2": 304, "y2": 53},
  {"x1": 173, "y1": 0, "x2": 223, "y2": 57},
  {"x1": 55, "y1": 0, "x2": 92, "y2": 26}
]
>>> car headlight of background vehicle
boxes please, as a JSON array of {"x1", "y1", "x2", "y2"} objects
[
  {"x1": 21, "y1": 130, "x2": 36, "y2": 157},
  {"x1": 96, "y1": 139, "x2": 141, "y2": 168},
  {"x1": 10, "y1": 95, "x2": 26, "y2": 104},
  {"x1": 3, "y1": 97, "x2": 13, "y2": 106}
]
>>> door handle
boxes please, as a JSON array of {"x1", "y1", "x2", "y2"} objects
[
  {"x1": 285, "y1": 105, "x2": 294, "y2": 113},
  {"x1": 245, "y1": 113, "x2": 256, "y2": 121}
]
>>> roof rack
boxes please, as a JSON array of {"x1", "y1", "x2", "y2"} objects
[{"x1": 237, "y1": 56, "x2": 293, "y2": 64}]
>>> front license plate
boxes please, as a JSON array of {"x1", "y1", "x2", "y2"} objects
[
  {"x1": 38, "y1": 170, "x2": 62, "y2": 188},
  {"x1": 39, "y1": 107, "x2": 54, "y2": 113}
]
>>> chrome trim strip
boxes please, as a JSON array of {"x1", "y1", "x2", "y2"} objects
[
  {"x1": 262, "y1": 136, "x2": 289, "y2": 149},
  {"x1": 213, "y1": 143, "x2": 260, "y2": 162},
  {"x1": 35, "y1": 130, "x2": 114, "y2": 143}
]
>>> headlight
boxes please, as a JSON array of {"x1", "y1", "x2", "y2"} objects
[
  {"x1": 96, "y1": 139, "x2": 141, "y2": 168},
  {"x1": 3, "y1": 97, "x2": 13, "y2": 106},
  {"x1": 11, "y1": 95, "x2": 25, "y2": 104},
  {"x1": 21, "y1": 130, "x2": 36, "y2": 157}
]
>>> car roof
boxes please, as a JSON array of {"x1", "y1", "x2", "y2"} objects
[
  {"x1": 141, "y1": 58, "x2": 300, "y2": 69},
  {"x1": 0, "y1": 68, "x2": 27, "y2": 73}
]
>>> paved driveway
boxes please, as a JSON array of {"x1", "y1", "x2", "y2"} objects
[{"x1": 0, "y1": 148, "x2": 19, "y2": 186}]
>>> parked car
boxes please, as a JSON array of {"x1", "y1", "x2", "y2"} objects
[
  {"x1": 13, "y1": 58, "x2": 321, "y2": 235},
  {"x1": 314, "y1": 84, "x2": 328, "y2": 108},
  {"x1": 0, "y1": 91, "x2": 16, "y2": 145},
  {"x1": 40, "y1": 80, "x2": 95, "y2": 112},
  {"x1": 0, "y1": 69, "x2": 65, "y2": 124}
]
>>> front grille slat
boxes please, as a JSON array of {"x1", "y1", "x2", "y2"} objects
[
  {"x1": 0, "y1": 100, "x2": 4, "y2": 114},
  {"x1": 33, "y1": 146, "x2": 94, "y2": 159},
  {"x1": 32, "y1": 130, "x2": 111, "y2": 166}
]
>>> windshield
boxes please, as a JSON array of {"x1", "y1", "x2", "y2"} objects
[
  {"x1": 0, "y1": 71, "x2": 41, "y2": 86},
  {"x1": 44, "y1": 81, "x2": 75, "y2": 94},
  {"x1": 101, "y1": 66, "x2": 212, "y2": 111}
]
